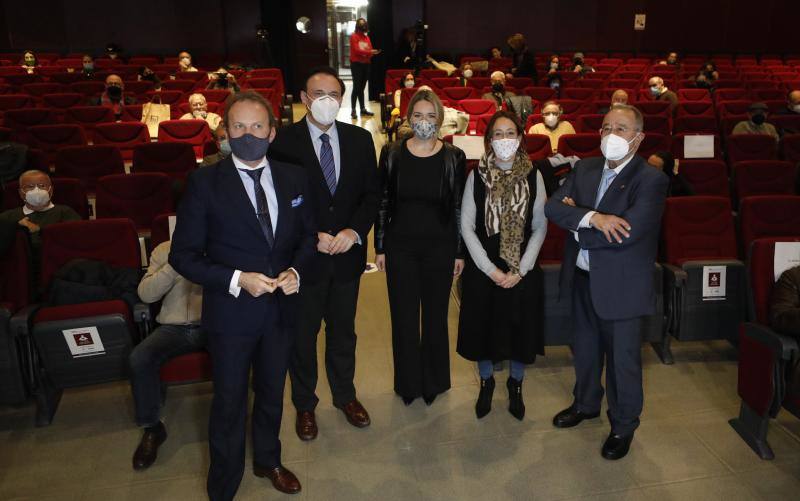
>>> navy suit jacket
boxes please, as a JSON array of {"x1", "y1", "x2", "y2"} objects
[
  {"x1": 169, "y1": 156, "x2": 317, "y2": 335},
  {"x1": 544, "y1": 155, "x2": 669, "y2": 320}
]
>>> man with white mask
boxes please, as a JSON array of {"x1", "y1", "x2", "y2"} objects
[
  {"x1": 528, "y1": 100, "x2": 576, "y2": 153},
  {"x1": 269, "y1": 66, "x2": 379, "y2": 442},
  {"x1": 545, "y1": 105, "x2": 669, "y2": 461}
]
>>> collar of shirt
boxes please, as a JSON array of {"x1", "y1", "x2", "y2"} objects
[
  {"x1": 603, "y1": 154, "x2": 635, "y2": 175},
  {"x1": 231, "y1": 153, "x2": 268, "y2": 171},
  {"x1": 23, "y1": 203, "x2": 55, "y2": 215},
  {"x1": 306, "y1": 117, "x2": 339, "y2": 144}
]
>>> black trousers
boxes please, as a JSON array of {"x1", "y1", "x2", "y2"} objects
[
  {"x1": 206, "y1": 303, "x2": 290, "y2": 501},
  {"x1": 289, "y1": 260, "x2": 360, "y2": 411},
  {"x1": 571, "y1": 270, "x2": 643, "y2": 436},
  {"x1": 385, "y1": 241, "x2": 453, "y2": 398},
  {"x1": 351, "y1": 62, "x2": 370, "y2": 111}
]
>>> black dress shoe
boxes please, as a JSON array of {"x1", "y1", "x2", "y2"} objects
[
  {"x1": 552, "y1": 405, "x2": 600, "y2": 428},
  {"x1": 401, "y1": 395, "x2": 415, "y2": 406},
  {"x1": 423, "y1": 394, "x2": 436, "y2": 406},
  {"x1": 507, "y1": 377, "x2": 525, "y2": 421},
  {"x1": 601, "y1": 432, "x2": 634, "y2": 460},
  {"x1": 360, "y1": 109, "x2": 375, "y2": 116},
  {"x1": 475, "y1": 376, "x2": 495, "y2": 419},
  {"x1": 132, "y1": 422, "x2": 167, "y2": 470},
  {"x1": 351, "y1": 110, "x2": 357, "y2": 119}
]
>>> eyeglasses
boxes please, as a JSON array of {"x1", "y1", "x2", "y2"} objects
[
  {"x1": 21, "y1": 183, "x2": 50, "y2": 192},
  {"x1": 308, "y1": 90, "x2": 341, "y2": 100}
]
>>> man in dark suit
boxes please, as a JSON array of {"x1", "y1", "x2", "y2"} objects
[
  {"x1": 269, "y1": 66, "x2": 379, "y2": 441},
  {"x1": 545, "y1": 105, "x2": 669, "y2": 460},
  {"x1": 169, "y1": 91, "x2": 316, "y2": 498}
]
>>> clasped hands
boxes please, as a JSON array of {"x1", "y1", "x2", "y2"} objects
[
  {"x1": 317, "y1": 230, "x2": 358, "y2": 255},
  {"x1": 561, "y1": 196, "x2": 632, "y2": 244},
  {"x1": 238, "y1": 270, "x2": 298, "y2": 297}
]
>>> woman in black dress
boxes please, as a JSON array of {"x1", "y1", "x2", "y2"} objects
[
  {"x1": 375, "y1": 89, "x2": 466, "y2": 406},
  {"x1": 458, "y1": 110, "x2": 547, "y2": 420}
]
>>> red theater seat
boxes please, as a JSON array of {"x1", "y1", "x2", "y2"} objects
[
  {"x1": 557, "y1": 134, "x2": 601, "y2": 158},
  {"x1": 781, "y1": 134, "x2": 800, "y2": 163},
  {"x1": 93, "y1": 122, "x2": 150, "y2": 161},
  {"x1": 677, "y1": 101, "x2": 715, "y2": 118},
  {"x1": 671, "y1": 133, "x2": 722, "y2": 160},
  {"x1": 523, "y1": 134, "x2": 552, "y2": 160},
  {"x1": 69, "y1": 81, "x2": 105, "y2": 99},
  {"x1": 575, "y1": 114, "x2": 604, "y2": 133},
  {"x1": 642, "y1": 115, "x2": 671, "y2": 135},
  {"x1": 637, "y1": 133, "x2": 672, "y2": 158},
  {"x1": 733, "y1": 161, "x2": 797, "y2": 202},
  {"x1": 674, "y1": 116, "x2": 719, "y2": 134},
  {"x1": 95, "y1": 173, "x2": 174, "y2": 231},
  {"x1": 27, "y1": 125, "x2": 87, "y2": 164},
  {"x1": 739, "y1": 196, "x2": 800, "y2": 252},
  {"x1": 145, "y1": 90, "x2": 183, "y2": 106},
  {"x1": 454, "y1": 99, "x2": 496, "y2": 116},
  {"x1": 726, "y1": 134, "x2": 778, "y2": 165},
  {"x1": 635, "y1": 100, "x2": 671, "y2": 117},
  {"x1": 679, "y1": 160, "x2": 730, "y2": 197},
  {"x1": 65, "y1": 106, "x2": 116, "y2": 139},
  {"x1": 3, "y1": 108, "x2": 56, "y2": 144},
  {"x1": 199, "y1": 89, "x2": 231, "y2": 104},
  {"x1": 677, "y1": 89, "x2": 711, "y2": 102},
  {"x1": 132, "y1": 142, "x2": 197, "y2": 180},
  {"x1": 439, "y1": 86, "x2": 477, "y2": 101},
  {"x1": 55, "y1": 145, "x2": 125, "y2": 193},
  {"x1": 522, "y1": 87, "x2": 557, "y2": 103},
  {"x1": 157, "y1": 119, "x2": 211, "y2": 159}
]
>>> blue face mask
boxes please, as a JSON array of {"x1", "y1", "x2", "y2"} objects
[
  {"x1": 229, "y1": 133, "x2": 269, "y2": 161},
  {"x1": 83, "y1": 63, "x2": 94, "y2": 71},
  {"x1": 218, "y1": 139, "x2": 232, "y2": 156}
]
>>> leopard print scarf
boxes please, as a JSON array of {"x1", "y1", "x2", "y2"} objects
[{"x1": 477, "y1": 151, "x2": 533, "y2": 274}]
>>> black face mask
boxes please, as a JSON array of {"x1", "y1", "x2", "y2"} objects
[
  {"x1": 751, "y1": 113, "x2": 766, "y2": 125},
  {"x1": 229, "y1": 133, "x2": 270, "y2": 161},
  {"x1": 358, "y1": 23, "x2": 368, "y2": 32},
  {"x1": 491, "y1": 83, "x2": 504, "y2": 93},
  {"x1": 106, "y1": 85, "x2": 122, "y2": 101},
  {"x1": 142, "y1": 73, "x2": 156, "y2": 82},
  {"x1": 574, "y1": 58, "x2": 584, "y2": 66}
]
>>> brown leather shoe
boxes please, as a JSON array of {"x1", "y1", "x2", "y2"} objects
[
  {"x1": 295, "y1": 410, "x2": 318, "y2": 441},
  {"x1": 336, "y1": 399, "x2": 371, "y2": 428},
  {"x1": 132, "y1": 422, "x2": 167, "y2": 470},
  {"x1": 254, "y1": 464, "x2": 301, "y2": 494}
]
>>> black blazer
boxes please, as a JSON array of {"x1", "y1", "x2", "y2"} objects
[
  {"x1": 374, "y1": 139, "x2": 466, "y2": 258},
  {"x1": 169, "y1": 156, "x2": 317, "y2": 335},
  {"x1": 269, "y1": 117, "x2": 379, "y2": 283},
  {"x1": 545, "y1": 155, "x2": 669, "y2": 320}
]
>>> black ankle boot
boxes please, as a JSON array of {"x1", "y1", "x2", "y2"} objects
[
  {"x1": 507, "y1": 377, "x2": 525, "y2": 421},
  {"x1": 475, "y1": 376, "x2": 495, "y2": 419}
]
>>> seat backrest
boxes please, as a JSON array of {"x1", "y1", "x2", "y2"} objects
[
  {"x1": 726, "y1": 134, "x2": 778, "y2": 164},
  {"x1": 557, "y1": 133, "x2": 601, "y2": 158},
  {"x1": 132, "y1": 142, "x2": 197, "y2": 178},
  {"x1": 523, "y1": 134, "x2": 553, "y2": 160},
  {"x1": 440, "y1": 86, "x2": 477, "y2": 101},
  {"x1": 661, "y1": 196, "x2": 738, "y2": 264},
  {"x1": 635, "y1": 100, "x2": 671, "y2": 117},
  {"x1": 3, "y1": 108, "x2": 56, "y2": 138},
  {"x1": 561, "y1": 88, "x2": 596, "y2": 101},
  {"x1": 717, "y1": 100, "x2": 752, "y2": 117},
  {"x1": 733, "y1": 161, "x2": 797, "y2": 201},
  {"x1": 27, "y1": 125, "x2": 87, "y2": 161},
  {"x1": 739, "y1": 196, "x2": 800, "y2": 254},
  {"x1": 157, "y1": 119, "x2": 211, "y2": 157},
  {"x1": 150, "y1": 212, "x2": 176, "y2": 250},
  {"x1": 575, "y1": 114, "x2": 604, "y2": 133},
  {"x1": 677, "y1": 89, "x2": 711, "y2": 102},
  {"x1": 93, "y1": 122, "x2": 150, "y2": 149},
  {"x1": 145, "y1": 90, "x2": 183, "y2": 105},
  {"x1": 674, "y1": 116, "x2": 719, "y2": 134},
  {"x1": 68, "y1": 81, "x2": 106, "y2": 99},
  {"x1": 558, "y1": 99, "x2": 590, "y2": 116},
  {"x1": 522, "y1": 86, "x2": 556, "y2": 102},
  {"x1": 781, "y1": 133, "x2": 800, "y2": 163},
  {"x1": 748, "y1": 237, "x2": 800, "y2": 324},
  {"x1": 642, "y1": 114, "x2": 671, "y2": 135},
  {"x1": 454, "y1": 99, "x2": 496, "y2": 116},
  {"x1": 160, "y1": 80, "x2": 195, "y2": 94},
  {"x1": 65, "y1": 106, "x2": 116, "y2": 135},
  {"x1": 199, "y1": 89, "x2": 231, "y2": 104},
  {"x1": 676, "y1": 101, "x2": 715, "y2": 118},
  {"x1": 671, "y1": 133, "x2": 722, "y2": 160},
  {"x1": 0, "y1": 94, "x2": 34, "y2": 111},
  {"x1": 55, "y1": 144, "x2": 125, "y2": 192},
  {"x1": 39, "y1": 218, "x2": 140, "y2": 290},
  {"x1": 95, "y1": 173, "x2": 174, "y2": 230},
  {"x1": 771, "y1": 115, "x2": 800, "y2": 137},
  {"x1": 0, "y1": 229, "x2": 31, "y2": 312},
  {"x1": 679, "y1": 160, "x2": 730, "y2": 197},
  {"x1": 41, "y1": 93, "x2": 83, "y2": 110},
  {"x1": 636, "y1": 132, "x2": 672, "y2": 159}
]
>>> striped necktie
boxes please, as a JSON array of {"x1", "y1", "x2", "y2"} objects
[{"x1": 319, "y1": 133, "x2": 337, "y2": 195}]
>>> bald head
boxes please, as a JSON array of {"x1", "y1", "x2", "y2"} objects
[
  {"x1": 648, "y1": 76, "x2": 664, "y2": 87},
  {"x1": 611, "y1": 89, "x2": 629, "y2": 105},
  {"x1": 788, "y1": 90, "x2": 800, "y2": 109},
  {"x1": 105, "y1": 74, "x2": 123, "y2": 89}
]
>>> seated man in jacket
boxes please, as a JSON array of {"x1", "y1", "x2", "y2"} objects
[
  {"x1": 199, "y1": 125, "x2": 230, "y2": 166},
  {"x1": 129, "y1": 238, "x2": 206, "y2": 470},
  {"x1": 89, "y1": 74, "x2": 137, "y2": 119},
  {"x1": 180, "y1": 93, "x2": 222, "y2": 132},
  {"x1": 482, "y1": 71, "x2": 516, "y2": 111}
]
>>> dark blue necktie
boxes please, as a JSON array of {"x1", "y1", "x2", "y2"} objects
[
  {"x1": 319, "y1": 133, "x2": 337, "y2": 195},
  {"x1": 241, "y1": 167, "x2": 274, "y2": 248}
]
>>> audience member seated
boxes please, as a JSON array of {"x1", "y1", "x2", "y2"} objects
[
  {"x1": 105, "y1": 42, "x2": 123, "y2": 61},
  {"x1": 180, "y1": 93, "x2": 222, "y2": 131},
  {"x1": 658, "y1": 52, "x2": 680, "y2": 67},
  {"x1": 489, "y1": 46, "x2": 503, "y2": 61},
  {"x1": 90, "y1": 74, "x2": 136, "y2": 119},
  {"x1": 206, "y1": 67, "x2": 239, "y2": 93},
  {"x1": 693, "y1": 62, "x2": 719, "y2": 89},
  {"x1": 459, "y1": 63, "x2": 474, "y2": 86},
  {"x1": 80, "y1": 54, "x2": 96, "y2": 78},
  {"x1": 771, "y1": 265, "x2": 800, "y2": 337},
  {"x1": 732, "y1": 102, "x2": 779, "y2": 141},
  {"x1": 0, "y1": 170, "x2": 81, "y2": 279},
  {"x1": 527, "y1": 100, "x2": 576, "y2": 153},
  {"x1": 777, "y1": 90, "x2": 800, "y2": 134},
  {"x1": 138, "y1": 66, "x2": 162, "y2": 90},
  {"x1": 129, "y1": 239, "x2": 207, "y2": 470},
  {"x1": 648, "y1": 76, "x2": 679, "y2": 116},
  {"x1": 389, "y1": 73, "x2": 416, "y2": 129},
  {"x1": 546, "y1": 55, "x2": 561, "y2": 75},
  {"x1": 570, "y1": 52, "x2": 594, "y2": 75},
  {"x1": 598, "y1": 89, "x2": 629, "y2": 114},
  {"x1": 482, "y1": 71, "x2": 516, "y2": 111},
  {"x1": 507, "y1": 33, "x2": 537, "y2": 83},
  {"x1": 177, "y1": 51, "x2": 198, "y2": 72},
  {"x1": 397, "y1": 86, "x2": 468, "y2": 140},
  {"x1": 200, "y1": 125, "x2": 230, "y2": 166},
  {"x1": 20, "y1": 50, "x2": 38, "y2": 74},
  {"x1": 647, "y1": 151, "x2": 694, "y2": 197}
]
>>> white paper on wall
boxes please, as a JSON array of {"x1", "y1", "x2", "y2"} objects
[
  {"x1": 774, "y1": 242, "x2": 800, "y2": 281},
  {"x1": 684, "y1": 135, "x2": 714, "y2": 159}
]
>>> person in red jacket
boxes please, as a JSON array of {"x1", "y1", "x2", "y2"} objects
[{"x1": 349, "y1": 18, "x2": 381, "y2": 119}]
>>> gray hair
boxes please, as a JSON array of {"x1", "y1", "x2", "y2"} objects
[{"x1": 609, "y1": 104, "x2": 644, "y2": 132}]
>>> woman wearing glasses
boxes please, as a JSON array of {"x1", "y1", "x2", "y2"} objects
[{"x1": 458, "y1": 110, "x2": 547, "y2": 421}]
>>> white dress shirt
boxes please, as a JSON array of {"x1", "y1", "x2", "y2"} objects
[
  {"x1": 574, "y1": 155, "x2": 635, "y2": 271},
  {"x1": 228, "y1": 154, "x2": 297, "y2": 297}
]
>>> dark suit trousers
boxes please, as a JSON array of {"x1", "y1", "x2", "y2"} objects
[
  {"x1": 571, "y1": 271, "x2": 643, "y2": 436},
  {"x1": 290, "y1": 259, "x2": 360, "y2": 411},
  {"x1": 351, "y1": 62, "x2": 370, "y2": 111},
  {"x1": 206, "y1": 301, "x2": 290, "y2": 501},
  {"x1": 385, "y1": 241, "x2": 453, "y2": 399}
]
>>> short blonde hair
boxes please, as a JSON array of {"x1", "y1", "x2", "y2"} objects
[
  {"x1": 188, "y1": 93, "x2": 206, "y2": 105},
  {"x1": 406, "y1": 89, "x2": 444, "y2": 127}
]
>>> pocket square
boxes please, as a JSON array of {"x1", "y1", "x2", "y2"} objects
[{"x1": 291, "y1": 195, "x2": 304, "y2": 207}]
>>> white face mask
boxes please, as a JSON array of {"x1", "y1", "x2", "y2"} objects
[
  {"x1": 650, "y1": 85, "x2": 660, "y2": 96},
  {"x1": 543, "y1": 115, "x2": 559, "y2": 128},
  {"x1": 792, "y1": 104, "x2": 800, "y2": 113},
  {"x1": 491, "y1": 138, "x2": 520, "y2": 161},
  {"x1": 309, "y1": 95, "x2": 340, "y2": 125},
  {"x1": 25, "y1": 187, "x2": 50, "y2": 207},
  {"x1": 600, "y1": 133, "x2": 637, "y2": 161},
  {"x1": 462, "y1": 69, "x2": 473, "y2": 79},
  {"x1": 404, "y1": 80, "x2": 415, "y2": 88}
]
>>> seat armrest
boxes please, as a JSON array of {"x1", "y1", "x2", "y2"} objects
[
  {"x1": 132, "y1": 302, "x2": 152, "y2": 324},
  {"x1": 662, "y1": 263, "x2": 687, "y2": 288},
  {"x1": 9, "y1": 304, "x2": 41, "y2": 340},
  {"x1": 743, "y1": 322, "x2": 799, "y2": 361}
]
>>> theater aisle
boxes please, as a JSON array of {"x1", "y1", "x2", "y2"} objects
[{"x1": 1, "y1": 99, "x2": 800, "y2": 501}]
